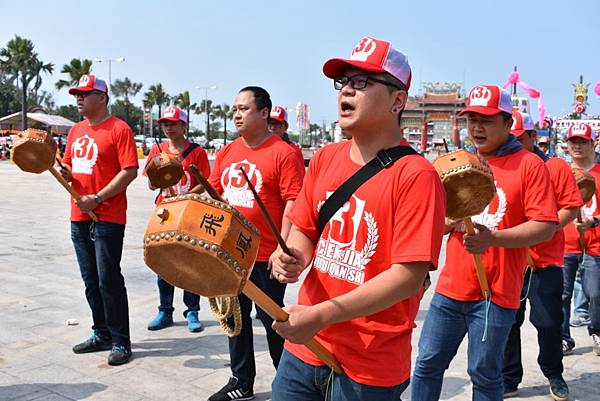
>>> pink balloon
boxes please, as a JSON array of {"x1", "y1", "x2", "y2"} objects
[
  {"x1": 595, "y1": 82, "x2": 600, "y2": 96},
  {"x1": 507, "y1": 71, "x2": 520, "y2": 84}
]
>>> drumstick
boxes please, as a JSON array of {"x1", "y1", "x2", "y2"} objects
[
  {"x1": 239, "y1": 167, "x2": 292, "y2": 256},
  {"x1": 443, "y1": 138, "x2": 449, "y2": 153},
  {"x1": 243, "y1": 281, "x2": 343, "y2": 374},
  {"x1": 188, "y1": 164, "x2": 342, "y2": 373},
  {"x1": 48, "y1": 167, "x2": 98, "y2": 222},
  {"x1": 463, "y1": 217, "x2": 491, "y2": 299},
  {"x1": 189, "y1": 164, "x2": 225, "y2": 202}
]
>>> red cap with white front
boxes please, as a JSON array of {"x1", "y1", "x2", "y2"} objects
[
  {"x1": 511, "y1": 110, "x2": 535, "y2": 137},
  {"x1": 566, "y1": 123, "x2": 595, "y2": 141},
  {"x1": 323, "y1": 37, "x2": 412, "y2": 90},
  {"x1": 158, "y1": 106, "x2": 188, "y2": 124},
  {"x1": 68, "y1": 74, "x2": 109, "y2": 95},
  {"x1": 459, "y1": 85, "x2": 513, "y2": 116},
  {"x1": 270, "y1": 106, "x2": 287, "y2": 124}
]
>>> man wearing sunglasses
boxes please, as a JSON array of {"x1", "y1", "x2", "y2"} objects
[
  {"x1": 61, "y1": 74, "x2": 138, "y2": 366},
  {"x1": 270, "y1": 37, "x2": 446, "y2": 401}
]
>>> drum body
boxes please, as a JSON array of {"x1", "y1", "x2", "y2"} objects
[
  {"x1": 572, "y1": 168, "x2": 595, "y2": 203},
  {"x1": 145, "y1": 152, "x2": 183, "y2": 189},
  {"x1": 13, "y1": 129, "x2": 57, "y2": 173},
  {"x1": 433, "y1": 150, "x2": 496, "y2": 219},
  {"x1": 144, "y1": 194, "x2": 261, "y2": 297}
]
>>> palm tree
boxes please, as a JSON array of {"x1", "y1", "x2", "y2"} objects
[
  {"x1": 196, "y1": 99, "x2": 215, "y2": 140},
  {"x1": 0, "y1": 35, "x2": 54, "y2": 129},
  {"x1": 213, "y1": 103, "x2": 233, "y2": 145},
  {"x1": 175, "y1": 91, "x2": 196, "y2": 136},
  {"x1": 112, "y1": 78, "x2": 143, "y2": 126},
  {"x1": 144, "y1": 84, "x2": 169, "y2": 136},
  {"x1": 55, "y1": 58, "x2": 93, "y2": 90}
]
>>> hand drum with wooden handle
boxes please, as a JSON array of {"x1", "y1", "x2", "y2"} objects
[{"x1": 144, "y1": 152, "x2": 184, "y2": 189}]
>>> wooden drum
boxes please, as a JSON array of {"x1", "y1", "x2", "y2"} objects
[
  {"x1": 572, "y1": 168, "x2": 596, "y2": 204},
  {"x1": 144, "y1": 194, "x2": 261, "y2": 297},
  {"x1": 433, "y1": 149, "x2": 496, "y2": 220},
  {"x1": 12, "y1": 128, "x2": 58, "y2": 173},
  {"x1": 144, "y1": 152, "x2": 184, "y2": 189}
]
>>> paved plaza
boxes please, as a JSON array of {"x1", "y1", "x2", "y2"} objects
[{"x1": 0, "y1": 160, "x2": 598, "y2": 400}]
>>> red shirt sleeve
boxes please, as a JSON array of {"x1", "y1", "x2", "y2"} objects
[
  {"x1": 209, "y1": 149, "x2": 224, "y2": 195},
  {"x1": 113, "y1": 124, "x2": 139, "y2": 170},
  {"x1": 62, "y1": 127, "x2": 75, "y2": 165},
  {"x1": 523, "y1": 157, "x2": 558, "y2": 222},
  {"x1": 278, "y1": 151, "x2": 305, "y2": 201},
  {"x1": 391, "y1": 166, "x2": 446, "y2": 267},
  {"x1": 289, "y1": 152, "x2": 320, "y2": 243},
  {"x1": 192, "y1": 147, "x2": 211, "y2": 178},
  {"x1": 549, "y1": 158, "x2": 583, "y2": 210}
]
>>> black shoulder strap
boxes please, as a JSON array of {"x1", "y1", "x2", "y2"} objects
[
  {"x1": 317, "y1": 145, "x2": 419, "y2": 233},
  {"x1": 181, "y1": 142, "x2": 200, "y2": 160}
]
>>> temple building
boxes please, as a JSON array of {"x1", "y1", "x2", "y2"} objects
[{"x1": 401, "y1": 82, "x2": 467, "y2": 151}]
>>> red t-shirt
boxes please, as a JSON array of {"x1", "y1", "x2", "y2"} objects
[
  {"x1": 436, "y1": 148, "x2": 558, "y2": 309},
  {"x1": 63, "y1": 116, "x2": 139, "y2": 224},
  {"x1": 530, "y1": 157, "x2": 582, "y2": 267},
  {"x1": 286, "y1": 140, "x2": 446, "y2": 387},
  {"x1": 144, "y1": 142, "x2": 211, "y2": 204},
  {"x1": 564, "y1": 163, "x2": 600, "y2": 256},
  {"x1": 209, "y1": 135, "x2": 305, "y2": 261}
]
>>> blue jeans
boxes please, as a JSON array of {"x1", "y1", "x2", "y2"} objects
[
  {"x1": 156, "y1": 275, "x2": 200, "y2": 316},
  {"x1": 71, "y1": 221, "x2": 130, "y2": 347},
  {"x1": 272, "y1": 350, "x2": 409, "y2": 401},
  {"x1": 412, "y1": 293, "x2": 516, "y2": 401},
  {"x1": 573, "y1": 268, "x2": 590, "y2": 318}
]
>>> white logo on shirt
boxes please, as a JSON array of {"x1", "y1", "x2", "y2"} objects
[
  {"x1": 582, "y1": 195, "x2": 597, "y2": 219},
  {"x1": 221, "y1": 160, "x2": 263, "y2": 208},
  {"x1": 471, "y1": 184, "x2": 507, "y2": 230},
  {"x1": 313, "y1": 194, "x2": 379, "y2": 285},
  {"x1": 71, "y1": 134, "x2": 98, "y2": 175}
]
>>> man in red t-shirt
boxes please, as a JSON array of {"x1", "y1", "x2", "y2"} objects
[
  {"x1": 269, "y1": 37, "x2": 446, "y2": 401},
  {"x1": 61, "y1": 75, "x2": 138, "y2": 366},
  {"x1": 143, "y1": 105, "x2": 211, "y2": 333},
  {"x1": 502, "y1": 110, "x2": 581, "y2": 399},
  {"x1": 412, "y1": 86, "x2": 558, "y2": 401},
  {"x1": 207, "y1": 86, "x2": 305, "y2": 401},
  {"x1": 269, "y1": 105, "x2": 304, "y2": 161},
  {"x1": 561, "y1": 122, "x2": 600, "y2": 357}
]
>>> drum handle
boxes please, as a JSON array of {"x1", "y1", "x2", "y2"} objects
[
  {"x1": 577, "y1": 209, "x2": 586, "y2": 253},
  {"x1": 242, "y1": 281, "x2": 343, "y2": 374},
  {"x1": 463, "y1": 217, "x2": 491, "y2": 299},
  {"x1": 526, "y1": 253, "x2": 536, "y2": 273},
  {"x1": 48, "y1": 167, "x2": 98, "y2": 222}
]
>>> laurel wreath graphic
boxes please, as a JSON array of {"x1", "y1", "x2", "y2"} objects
[{"x1": 360, "y1": 211, "x2": 379, "y2": 267}]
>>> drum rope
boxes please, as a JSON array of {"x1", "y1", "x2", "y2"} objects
[
  {"x1": 481, "y1": 294, "x2": 492, "y2": 342},
  {"x1": 208, "y1": 296, "x2": 242, "y2": 337},
  {"x1": 520, "y1": 267, "x2": 534, "y2": 302},
  {"x1": 324, "y1": 367, "x2": 335, "y2": 401}
]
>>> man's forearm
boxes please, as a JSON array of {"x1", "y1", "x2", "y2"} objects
[
  {"x1": 97, "y1": 167, "x2": 137, "y2": 200},
  {"x1": 312, "y1": 262, "x2": 430, "y2": 327},
  {"x1": 280, "y1": 200, "x2": 295, "y2": 240},
  {"x1": 286, "y1": 225, "x2": 316, "y2": 269},
  {"x1": 557, "y1": 208, "x2": 579, "y2": 230},
  {"x1": 491, "y1": 220, "x2": 556, "y2": 248}
]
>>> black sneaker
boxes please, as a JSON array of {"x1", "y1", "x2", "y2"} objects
[
  {"x1": 72, "y1": 332, "x2": 112, "y2": 354},
  {"x1": 549, "y1": 377, "x2": 569, "y2": 401},
  {"x1": 107, "y1": 345, "x2": 132, "y2": 366},
  {"x1": 504, "y1": 384, "x2": 518, "y2": 398},
  {"x1": 208, "y1": 377, "x2": 254, "y2": 401}
]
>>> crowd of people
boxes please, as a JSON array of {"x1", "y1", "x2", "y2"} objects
[{"x1": 43, "y1": 36, "x2": 599, "y2": 401}]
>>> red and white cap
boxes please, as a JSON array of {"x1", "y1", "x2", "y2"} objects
[
  {"x1": 158, "y1": 106, "x2": 188, "y2": 124},
  {"x1": 566, "y1": 123, "x2": 595, "y2": 141},
  {"x1": 68, "y1": 74, "x2": 108, "y2": 95},
  {"x1": 270, "y1": 106, "x2": 287, "y2": 124},
  {"x1": 510, "y1": 110, "x2": 535, "y2": 137},
  {"x1": 323, "y1": 37, "x2": 412, "y2": 90},
  {"x1": 458, "y1": 85, "x2": 513, "y2": 116},
  {"x1": 538, "y1": 136, "x2": 549, "y2": 144}
]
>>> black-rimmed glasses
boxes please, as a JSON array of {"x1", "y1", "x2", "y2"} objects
[{"x1": 333, "y1": 74, "x2": 403, "y2": 91}]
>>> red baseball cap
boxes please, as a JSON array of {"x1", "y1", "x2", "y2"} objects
[
  {"x1": 270, "y1": 106, "x2": 287, "y2": 124},
  {"x1": 158, "y1": 106, "x2": 188, "y2": 124},
  {"x1": 323, "y1": 37, "x2": 412, "y2": 90},
  {"x1": 459, "y1": 85, "x2": 513, "y2": 116},
  {"x1": 68, "y1": 74, "x2": 108, "y2": 95},
  {"x1": 566, "y1": 123, "x2": 595, "y2": 141},
  {"x1": 510, "y1": 110, "x2": 535, "y2": 137}
]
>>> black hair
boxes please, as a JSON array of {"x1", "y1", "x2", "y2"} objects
[
  {"x1": 381, "y1": 74, "x2": 408, "y2": 125},
  {"x1": 239, "y1": 86, "x2": 272, "y2": 114},
  {"x1": 500, "y1": 111, "x2": 512, "y2": 124}
]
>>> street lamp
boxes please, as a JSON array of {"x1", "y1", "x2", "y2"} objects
[
  {"x1": 94, "y1": 57, "x2": 125, "y2": 112},
  {"x1": 195, "y1": 85, "x2": 217, "y2": 140}
]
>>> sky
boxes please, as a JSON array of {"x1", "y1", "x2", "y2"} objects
[{"x1": 2, "y1": 0, "x2": 599, "y2": 130}]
